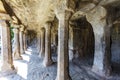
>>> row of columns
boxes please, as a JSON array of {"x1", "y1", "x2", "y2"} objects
[
  {"x1": 0, "y1": 18, "x2": 27, "y2": 75},
  {"x1": 0, "y1": 20, "x2": 15, "y2": 72},
  {"x1": 39, "y1": 22, "x2": 53, "y2": 67},
  {"x1": 1, "y1": 5, "x2": 111, "y2": 80},
  {"x1": 38, "y1": 9, "x2": 72, "y2": 80},
  {"x1": 13, "y1": 27, "x2": 22, "y2": 60},
  {"x1": 39, "y1": 5, "x2": 112, "y2": 80}
]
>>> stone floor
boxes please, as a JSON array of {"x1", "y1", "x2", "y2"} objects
[{"x1": 0, "y1": 48, "x2": 120, "y2": 80}]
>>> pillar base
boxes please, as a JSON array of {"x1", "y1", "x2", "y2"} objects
[
  {"x1": 43, "y1": 59, "x2": 53, "y2": 67},
  {"x1": 39, "y1": 52, "x2": 44, "y2": 58},
  {"x1": 55, "y1": 75, "x2": 72, "y2": 80},
  {"x1": 1, "y1": 63, "x2": 14, "y2": 70},
  {"x1": 21, "y1": 51, "x2": 25, "y2": 54},
  {"x1": 14, "y1": 56, "x2": 23, "y2": 60},
  {"x1": 92, "y1": 65, "x2": 111, "y2": 77},
  {"x1": 1, "y1": 64, "x2": 16, "y2": 76},
  {"x1": 0, "y1": 68, "x2": 16, "y2": 77}
]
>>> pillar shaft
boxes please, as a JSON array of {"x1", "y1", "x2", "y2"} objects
[
  {"x1": 92, "y1": 24, "x2": 111, "y2": 76},
  {"x1": 86, "y1": 6, "x2": 111, "y2": 76},
  {"x1": 19, "y1": 30, "x2": 24, "y2": 54},
  {"x1": 23, "y1": 30, "x2": 27, "y2": 51},
  {"x1": 0, "y1": 20, "x2": 15, "y2": 71},
  {"x1": 13, "y1": 28, "x2": 22, "y2": 60},
  {"x1": 39, "y1": 28, "x2": 45, "y2": 58},
  {"x1": 43, "y1": 22, "x2": 53, "y2": 66},
  {"x1": 37, "y1": 33, "x2": 41, "y2": 53},
  {"x1": 56, "y1": 10, "x2": 72, "y2": 80},
  {"x1": 53, "y1": 33, "x2": 57, "y2": 46}
]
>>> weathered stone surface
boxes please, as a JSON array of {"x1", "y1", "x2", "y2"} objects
[
  {"x1": 13, "y1": 27, "x2": 22, "y2": 60},
  {"x1": 0, "y1": 20, "x2": 15, "y2": 73},
  {"x1": 23, "y1": 30, "x2": 27, "y2": 51},
  {"x1": 1, "y1": 47, "x2": 120, "y2": 80},
  {"x1": 1, "y1": 0, "x2": 120, "y2": 79},
  {"x1": 39, "y1": 28, "x2": 45, "y2": 58},
  {"x1": 86, "y1": 6, "x2": 111, "y2": 76},
  {"x1": 56, "y1": 10, "x2": 72, "y2": 80},
  {"x1": 19, "y1": 26, "x2": 24, "y2": 54},
  {"x1": 43, "y1": 22, "x2": 53, "y2": 67}
]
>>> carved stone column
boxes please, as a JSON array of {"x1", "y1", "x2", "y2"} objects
[
  {"x1": 43, "y1": 22, "x2": 53, "y2": 67},
  {"x1": 23, "y1": 30, "x2": 27, "y2": 51},
  {"x1": 39, "y1": 28, "x2": 45, "y2": 58},
  {"x1": 19, "y1": 25, "x2": 24, "y2": 54},
  {"x1": 37, "y1": 32, "x2": 41, "y2": 53},
  {"x1": 86, "y1": 6, "x2": 111, "y2": 76},
  {"x1": 0, "y1": 20, "x2": 15, "y2": 72},
  {"x1": 55, "y1": 7, "x2": 72, "y2": 80},
  {"x1": 13, "y1": 26, "x2": 22, "y2": 60}
]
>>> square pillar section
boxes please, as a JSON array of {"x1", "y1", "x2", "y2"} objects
[{"x1": 0, "y1": 20, "x2": 15, "y2": 72}]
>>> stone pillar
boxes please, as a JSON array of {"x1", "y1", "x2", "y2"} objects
[
  {"x1": 0, "y1": 20, "x2": 15, "y2": 72},
  {"x1": 43, "y1": 22, "x2": 53, "y2": 67},
  {"x1": 13, "y1": 27, "x2": 22, "y2": 60},
  {"x1": 19, "y1": 26, "x2": 24, "y2": 54},
  {"x1": 23, "y1": 30, "x2": 27, "y2": 51},
  {"x1": 56, "y1": 9, "x2": 72, "y2": 80},
  {"x1": 39, "y1": 28, "x2": 45, "y2": 58},
  {"x1": 52, "y1": 33, "x2": 57, "y2": 54},
  {"x1": 86, "y1": 6, "x2": 111, "y2": 76},
  {"x1": 37, "y1": 32, "x2": 41, "y2": 53}
]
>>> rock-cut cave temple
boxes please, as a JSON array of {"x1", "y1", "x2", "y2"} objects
[{"x1": 0, "y1": 0, "x2": 120, "y2": 80}]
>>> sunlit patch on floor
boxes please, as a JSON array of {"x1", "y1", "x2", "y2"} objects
[
  {"x1": 0, "y1": 77, "x2": 8, "y2": 80},
  {"x1": 13, "y1": 51, "x2": 31, "y2": 79}
]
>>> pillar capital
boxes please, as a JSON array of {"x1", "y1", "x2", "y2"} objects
[
  {"x1": 23, "y1": 29, "x2": 27, "y2": 34},
  {"x1": 55, "y1": 10, "x2": 72, "y2": 21},
  {"x1": 12, "y1": 24, "x2": 20, "y2": 29},
  {"x1": 19, "y1": 25, "x2": 25, "y2": 32},
  {"x1": 11, "y1": 16, "x2": 18, "y2": 24},
  {"x1": 44, "y1": 22, "x2": 51, "y2": 30},
  {"x1": 0, "y1": 13, "x2": 11, "y2": 20},
  {"x1": 0, "y1": 20, "x2": 7, "y2": 27},
  {"x1": 13, "y1": 28, "x2": 19, "y2": 33},
  {"x1": 86, "y1": 5, "x2": 107, "y2": 25}
]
